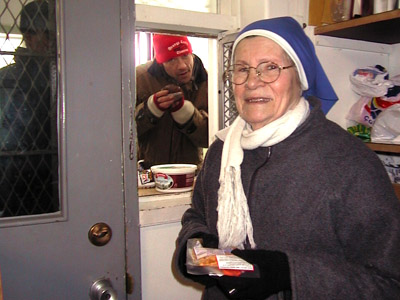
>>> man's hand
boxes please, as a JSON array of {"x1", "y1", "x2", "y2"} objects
[
  {"x1": 148, "y1": 84, "x2": 193, "y2": 123},
  {"x1": 153, "y1": 90, "x2": 183, "y2": 110},
  {"x1": 154, "y1": 84, "x2": 183, "y2": 111}
]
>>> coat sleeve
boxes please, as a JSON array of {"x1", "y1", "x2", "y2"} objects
[
  {"x1": 173, "y1": 167, "x2": 210, "y2": 278},
  {"x1": 135, "y1": 64, "x2": 165, "y2": 138},
  {"x1": 175, "y1": 108, "x2": 208, "y2": 148},
  {"x1": 175, "y1": 80, "x2": 209, "y2": 148},
  {"x1": 172, "y1": 141, "x2": 220, "y2": 277},
  {"x1": 135, "y1": 100, "x2": 161, "y2": 138},
  {"x1": 289, "y1": 147, "x2": 400, "y2": 299}
]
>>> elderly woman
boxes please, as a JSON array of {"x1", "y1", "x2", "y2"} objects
[{"x1": 173, "y1": 17, "x2": 400, "y2": 300}]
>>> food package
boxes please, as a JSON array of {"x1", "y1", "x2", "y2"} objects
[
  {"x1": 137, "y1": 160, "x2": 155, "y2": 188},
  {"x1": 186, "y1": 238, "x2": 258, "y2": 278}
]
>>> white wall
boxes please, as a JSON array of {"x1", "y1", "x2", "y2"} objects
[
  {"x1": 239, "y1": 0, "x2": 308, "y2": 28},
  {"x1": 140, "y1": 222, "x2": 203, "y2": 300},
  {"x1": 389, "y1": 43, "x2": 400, "y2": 76}
]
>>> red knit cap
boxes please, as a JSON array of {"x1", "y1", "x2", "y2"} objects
[{"x1": 153, "y1": 34, "x2": 193, "y2": 64}]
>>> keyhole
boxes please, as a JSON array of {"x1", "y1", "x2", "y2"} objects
[{"x1": 101, "y1": 292, "x2": 112, "y2": 300}]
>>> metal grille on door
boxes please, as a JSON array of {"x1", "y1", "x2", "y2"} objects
[
  {"x1": 221, "y1": 40, "x2": 238, "y2": 128},
  {"x1": 0, "y1": 0, "x2": 59, "y2": 217}
]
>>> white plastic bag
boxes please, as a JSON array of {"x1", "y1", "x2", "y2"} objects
[
  {"x1": 347, "y1": 96, "x2": 400, "y2": 127},
  {"x1": 391, "y1": 74, "x2": 400, "y2": 86},
  {"x1": 346, "y1": 96, "x2": 373, "y2": 126},
  {"x1": 349, "y1": 66, "x2": 393, "y2": 97},
  {"x1": 371, "y1": 104, "x2": 400, "y2": 144}
]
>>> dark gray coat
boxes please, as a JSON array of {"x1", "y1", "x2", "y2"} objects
[{"x1": 173, "y1": 98, "x2": 400, "y2": 299}]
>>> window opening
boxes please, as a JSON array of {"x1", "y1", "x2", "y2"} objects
[
  {"x1": 0, "y1": 33, "x2": 23, "y2": 67},
  {"x1": 135, "y1": 31, "x2": 213, "y2": 173}
]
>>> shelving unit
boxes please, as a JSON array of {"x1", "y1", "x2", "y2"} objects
[
  {"x1": 315, "y1": 11, "x2": 400, "y2": 200},
  {"x1": 314, "y1": 9, "x2": 400, "y2": 44},
  {"x1": 365, "y1": 143, "x2": 400, "y2": 200},
  {"x1": 366, "y1": 143, "x2": 400, "y2": 153}
]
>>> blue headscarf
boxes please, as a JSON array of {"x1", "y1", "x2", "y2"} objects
[{"x1": 232, "y1": 17, "x2": 338, "y2": 114}]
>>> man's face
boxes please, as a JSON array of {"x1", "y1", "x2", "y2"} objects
[
  {"x1": 162, "y1": 54, "x2": 194, "y2": 84},
  {"x1": 25, "y1": 31, "x2": 50, "y2": 53}
]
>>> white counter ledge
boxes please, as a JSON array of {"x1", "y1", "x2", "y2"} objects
[{"x1": 138, "y1": 188, "x2": 192, "y2": 227}]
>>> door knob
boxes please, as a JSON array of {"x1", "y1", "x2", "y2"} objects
[{"x1": 89, "y1": 278, "x2": 118, "y2": 300}]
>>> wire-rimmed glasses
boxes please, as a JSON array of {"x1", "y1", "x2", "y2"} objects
[{"x1": 224, "y1": 62, "x2": 294, "y2": 85}]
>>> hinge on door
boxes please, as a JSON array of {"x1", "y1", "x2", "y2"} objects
[{"x1": 126, "y1": 272, "x2": 134, "y2": 294}]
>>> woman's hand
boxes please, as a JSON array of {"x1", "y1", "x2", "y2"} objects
[
  {"x1": 216, "y1": 249, "x2": 291, "y2": 300},
  {"x1": 177, "y1": 232, "x2": 219, "y2": 287}
]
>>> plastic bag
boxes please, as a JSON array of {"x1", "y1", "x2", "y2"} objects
[
  {"x1": 186, "y1": 238, "x2": 258, "y2": 277},
  {"x1": 347, "y1": 96, "x2": 400, "y2": 127},
  {"x1": 391, "y1": 74, "x2": 400, "y2": 86},
  {"x1": 347, "y1": 96, "x2": 373, "y2": 126},
  {"x1": 349, "y1": 65, "x2": 393, "y2": 97},
  {"x1": 371, "y1": 104, "x2": 400, "y2": 144}
]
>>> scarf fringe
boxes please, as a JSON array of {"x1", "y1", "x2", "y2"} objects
[{"x1": 217, "y1": 166, "x2": 256, "y2": 249}]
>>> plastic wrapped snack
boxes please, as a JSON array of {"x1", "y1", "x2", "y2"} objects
[
  {"x1": 186, "y1": 238, "x2": 258, "y2": 277},
  {"x1": 137, "y1": 160, "x2": 155, "y2": 188}
]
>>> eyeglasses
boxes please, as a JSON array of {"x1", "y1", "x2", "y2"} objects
[{"x1": 224, "y1": 62, "x2": 294, "y2": 85}]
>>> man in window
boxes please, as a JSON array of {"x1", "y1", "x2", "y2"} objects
[{"x1": 135, "y1": 34, "x2": 208, "y2": 170}]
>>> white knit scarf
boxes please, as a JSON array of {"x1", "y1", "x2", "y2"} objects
[{"x1": 216, "y1": 98, "x2": 310, "y2": 249}]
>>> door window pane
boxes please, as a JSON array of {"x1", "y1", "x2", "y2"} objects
[
  {"x1": 0, "y1": 0, "x2": 59, "y2": 217},
  {"x1": 136, "y1": 0, "x2": 217, "y2": 13}
]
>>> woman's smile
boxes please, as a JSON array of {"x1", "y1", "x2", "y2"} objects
[{"x1": 245, "y1": 96, "x2": 273, "y2": 103}]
